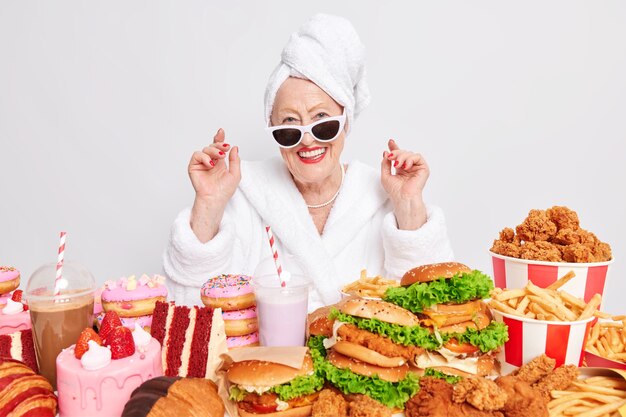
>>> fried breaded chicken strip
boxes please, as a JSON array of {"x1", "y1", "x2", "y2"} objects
[
  {"x1": 453, "y1": 377, "x2": 508, "y2": 411},
  {"x1": 515, "y1": 209, "x2": 557, "y2": 242},
  {"x1": 511, "y1": 354, "x2": 555, "y2": 384},
  {"x1": 495, "y1": 376, "x2": 548, "y2": 417},
  {"x1": 405, "y1": 377, "x2": 505, "y2": 417},
  {"x1": 519, "y1": 241, "x2": 562, "y2": 262},
  {"x1": 337, "y1": 324, "x2": 423, "y2": 361},
  {"x1": 546, "y1": 206, "x2": 580, "y2": 230},
  {"x1": 348, "y1": 394, "x2": 393, "y2": 417},
  {"x1": 312, "y1": 389, "x2": 348, "y2": 417},
  {"x1": 533, "y1": 364, "x2": 579, "y2": 402},
  {"x1": 491, "y1": 240, "x2": 521, "y2": 258}
]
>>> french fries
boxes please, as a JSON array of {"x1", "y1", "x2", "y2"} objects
[
  {"x1": 548, "y1": 376, "x2": 626, "y2": 417},
  {"x1": 489, "y1": 271, "x2": 603, "y2": 322},
  {"x1": 341, "y1": 269, "x2": 400, "y2": 299},
  {"x1": 587, "y1": 319, "x2": 626, "y2": 364}
]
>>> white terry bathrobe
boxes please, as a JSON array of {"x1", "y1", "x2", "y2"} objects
[{"x1": 163, "y1": 157, "x2": 454, "y2": 310}]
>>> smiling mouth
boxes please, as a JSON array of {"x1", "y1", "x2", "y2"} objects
[{"x1": 297, "y1": 148, "x2": 327, "y2": 160}]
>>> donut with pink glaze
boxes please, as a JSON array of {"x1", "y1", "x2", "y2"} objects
[
  {"x1": 222, "y1": 306, "x2": 258, "y2": 337},
  {"x1": 0, "y1": 267, "x2": 20, "y2": 294},
  {"x1": 201, "y1": 274, "x2": 255, "y2": 311},
  {"x1": 226, "y1": 332, "x2": 259, "y2": 350},
  {"x1": 101, "y1": 275, "x2": 167, "y2": 318}
]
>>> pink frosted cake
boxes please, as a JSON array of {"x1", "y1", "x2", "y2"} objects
[
  {"x1": 0, "y1": 292, "x2": 31, "y2": 335},
  {"x1": 56, "y1": 323, "x2": 163, "y2": 417}
]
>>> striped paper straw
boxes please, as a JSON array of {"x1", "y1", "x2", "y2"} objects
[
  {"x1": 265, "y1": 226, "x2": 285, "y2": 287},
  {"x1": 54, "y1": 231, "x2": 67, "y2": 296}
]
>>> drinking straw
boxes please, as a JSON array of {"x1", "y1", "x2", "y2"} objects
[
  {"x1": 265, "y1": 226, "x2": 285, "y2": 287},
  {"x1": 54, "y1": 231, "x2": 67, "y2": 296}
]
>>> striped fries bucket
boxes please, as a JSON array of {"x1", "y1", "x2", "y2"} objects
[
  {"x1": 492, "y1": 309, "x2": 595, "y2": 374},
  {"x1": 490, "y1": 251, "x2": 613, "y2": 303}
]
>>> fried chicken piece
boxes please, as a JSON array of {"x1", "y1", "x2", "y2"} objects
[
  {"x1": 532, "y1": 365, "x2": 579, "y2": 402},
  {"x1": 515, "y1": 209, "x2": 557, "y2": 242},
  {"x1": 348, "y1": 395, "x2": 393, "y2": 417},
  {"x1": 510, "y1": 354, "x2": 555, "y2": 384},
  {"x1": 593, "y1": 241, "x2": 612, "y2": 262},
  {"x1": 337, "y1": 324, "x2": 423, "y2": 361},
  {"x1": 405, "y1": 377, "x2": 505, "y2": 417},
  {"x1": 491, "y1": 240, "x2": 521, "y2": 258},
  {"x1": 495, "y1": 376, "x2": 548, "y2": 417},
  {"x1": 546, "y1": 206, "x2": 580, "y2": 230},
  {"x1": 562, "y1": 243, "x2": 596, "y2": 263},
  {"x1": 519, "y1": 241, "x2": 563, "y2": 262},
  {"x1": 551, "y1": 228, "x2": 582, "y2": 245},
  {"x1": 453, "y1": 377, "x2": 508, "y2": 411},
  {"x1": 499, "y1": 228, "x2": 516, "y2": 243},
  {"x1": 312, "y1": 389, "x2": 348, "y2": 417}
]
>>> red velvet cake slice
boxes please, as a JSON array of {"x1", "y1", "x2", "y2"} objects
[
  {"x1": 0, "y1": 329, "x2": 38, "y2": 372},
  {"x1": 150, "y1": 301, "x2": 226, "y2": 379}
]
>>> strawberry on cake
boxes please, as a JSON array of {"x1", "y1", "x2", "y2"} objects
[
  {"x1": 150, "y1": 301, "x2": 227, "y2": 380},
  {"x1": 56, "y1": 312, "x2": 163, "y2": 417}
]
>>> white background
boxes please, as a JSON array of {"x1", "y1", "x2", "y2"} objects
[{"x1": 1, "y1": 1, "x2": 625, "y2": 312}]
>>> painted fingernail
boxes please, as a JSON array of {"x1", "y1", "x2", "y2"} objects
[
  {"x1": 210, "y1": 160, "x2": 215, "y2": 166},
  {"x1": 388, "y1": 153, "x2": 394, "y2": 158},
  {"x1": 402, "y1": 163, "x2": 406, "y2": 169},
  {"x1": 219, "y1": 151, "x2": 225, "y2": 156},
  {"x1": 223, "y1": 143, "x2": 230, "y2": 148},
  {"x1": 394, "y1": 161, "x2": 399, "y2": 167}
]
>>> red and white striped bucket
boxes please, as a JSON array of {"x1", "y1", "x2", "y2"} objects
[
  {"x1": 490, "y1": 251, "x2": 613, "y2": 303},
  {"x1": 584, "y1": 351, "x2": 626, "y2": 370},
  {"x1": 492, "y1": 309, "x2": 595, "y2": 374}
]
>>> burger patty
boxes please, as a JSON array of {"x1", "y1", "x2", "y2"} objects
[
  {"x1": 239, "y1": 392, "x2": 319, "y2": 413},
  {"x1": 337, "y1": 324, "x2": 424, "y2": 360}
]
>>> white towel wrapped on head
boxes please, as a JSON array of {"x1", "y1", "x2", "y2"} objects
[{"x1": 264, "y1": 13, "x2": 371, "y2": 133}]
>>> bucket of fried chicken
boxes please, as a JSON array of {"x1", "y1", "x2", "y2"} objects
[{"x1": 489, "y1": 206, "x2": 613, "y2": 303}]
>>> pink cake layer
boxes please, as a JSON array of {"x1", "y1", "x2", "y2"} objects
[
  {"x1": 0, "y1": 310, "x2": 31, "y2": 336},
  {"x1": 227, "y1": 331, "x2": 259, "y2": 348},
  {"x1": 101, "y1": 276, "x2": 167, "y2": 302},
  {"x1": 95, "y1": 312, "x2": 153, "y2": 330},
  {"x1": 201, "y1": 274, "x2": 253, "y2": 298},
  {"x1": 56, "y1": 338, "x2": 163, "y2": 417},
  {"x1": 0, "y1": 267, "x2": 19, "y2": 282}
]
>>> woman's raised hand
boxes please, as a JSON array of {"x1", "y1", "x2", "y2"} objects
[
  {"x1": 188, "y1": 129, "x2": 241, "y2": 243},
  {"x1": 380, "y1": 139, "x2": 429, "y2": 230},
  {"x1": 189, "y1": 128, "x2": 241, "y2": 204}
]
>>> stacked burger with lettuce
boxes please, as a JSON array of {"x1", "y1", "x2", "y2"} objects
[{"x1": 382, "y1": 262, "x2": 508, "y2": 376}]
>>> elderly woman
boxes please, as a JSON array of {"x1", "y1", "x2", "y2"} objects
[{"x1": 164, "y1": 14, "x2": 453, "y2": 309}]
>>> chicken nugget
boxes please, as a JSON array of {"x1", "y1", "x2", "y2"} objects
[
  {"x1": 547, "y1": 206, "x2": 580, "y2": 230},
  {"x1": 520, "y1": 241, "x2": 562, "y2": 262},
  {"x1": 515, "y1": 210, "x2": 557, "y2": 242},
  {"x1": 562, "y1": 243, "x2": 595, "y2": 263},
  {"x1": 592, "y1": 241, "x2": 612, "y2": 262},
  {"x1": 491, "y1": 240, "x2": 521, "y2": 258},
  {"x1": 532, "y1": 364, "x2": 579, "y2": 403},
  {"x1": 312, "y1": 389, "x2": 348, "y2": 417},
  {"x1": 551, "y1": 228, "x2": 581, "y2": 246},
  {"x1": 348, "y1": 394, "x2": 393, "y2": 417},
  {"x1": 511, "y1": 354, "x2": 555, "y2": 384},
  {"x1": 453, "y1": 377, "x2": 508, "y2": 411}
]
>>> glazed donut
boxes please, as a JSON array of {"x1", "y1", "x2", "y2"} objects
[
  {"x1": 0, "y1": 267, "x2": 20, "y2": 295},
  {"x1": 223, "y1": 307, "x2": 258, "y2": 337},
  {"x1": 201, "y1": 274, "x2": 255, "y2": 312},
  {"x1": 227, "y1": 332, "x2": 260, "y2": 350},
  {"x1": 95, "y1": 312, "x2": 153, "y2": 332},
  {"x1": 101, "y1": 275, "x2": 167, "y2": 318}
]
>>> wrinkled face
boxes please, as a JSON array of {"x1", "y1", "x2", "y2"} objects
[{"x1": 270, "y1": 77, "x2": 346, "y2": 185}]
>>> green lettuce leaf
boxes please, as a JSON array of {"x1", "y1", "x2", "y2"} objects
[
  {"x1": 330, "y1": 309, "x2": 508, "y2": 352},
  {"x1": 383, "y1": 270, "x2": 494, "y2": 313},
  {"x1": 270, "y1": 373, "x2": 325, "y2": 401},
  {"x1": 229, "y1": 386, "x2": 246, "y2": 402},
  {"x1": 307, "y1": 336, "x2": 420, "y2": 409},
  {"x1": 423, "y1": 368, "x2": 462, "y2": 384}
]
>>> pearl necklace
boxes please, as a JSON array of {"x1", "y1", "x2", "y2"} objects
[{"x1": 306, "y1": 164, "x2": 345, "y2": 209}]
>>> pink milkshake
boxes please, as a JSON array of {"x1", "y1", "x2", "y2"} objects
[{"x1": 253, "y1": 274, "x2": 309, "y2": 347}]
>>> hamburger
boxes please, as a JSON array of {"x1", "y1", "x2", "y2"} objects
[
  {"x1": 227, "y1": 355, "x2": 323, "y2": 417},
  {"x1": 382, "y1": 262, "x2": 508, "y2": 376}
]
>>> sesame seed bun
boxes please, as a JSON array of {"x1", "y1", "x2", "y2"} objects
[
  {"x1": 338, "y1": 298, "x2": 420, "y2": 327},
  {"x1": 401, "y1": 262, "x2": 472, "y2": 287},
  {"x1": 227, "y1": 355, "x2": 314, "y2": 387},
  {"x1": 327, "y1": 350, "x2": 410, "y2": 383}
]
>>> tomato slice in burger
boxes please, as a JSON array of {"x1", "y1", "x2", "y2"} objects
[
  {"x1": 251, "y1": 403, "x2": 278, "y2": 413},
  {"x1": 444, "y1": 338, "x2": 480, "y2": 354}
]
